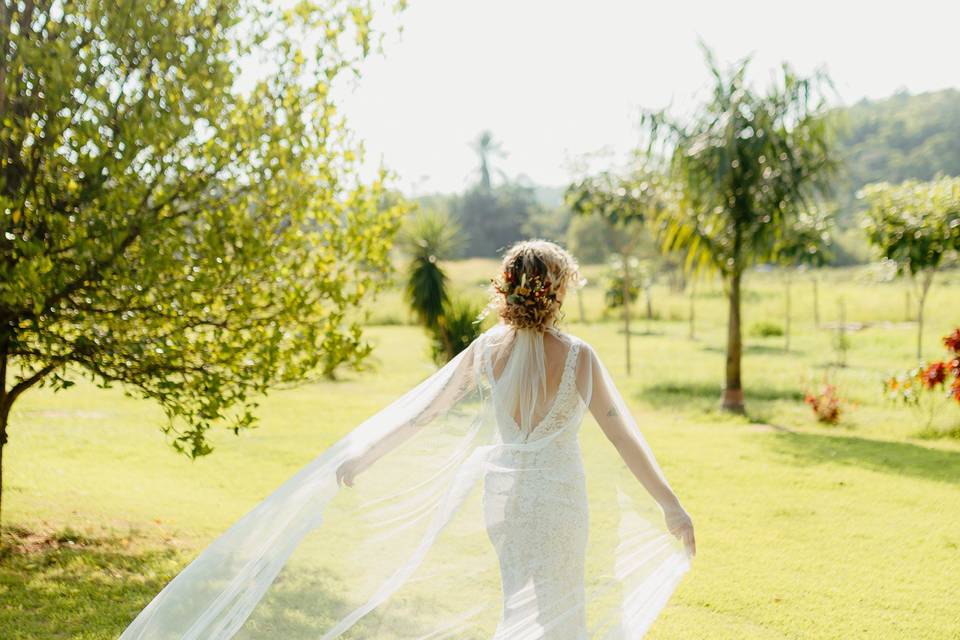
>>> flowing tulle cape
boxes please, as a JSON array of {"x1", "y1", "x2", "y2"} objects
[{"x1": 121, "y1": 324, "x2": 689, "y2": 639}]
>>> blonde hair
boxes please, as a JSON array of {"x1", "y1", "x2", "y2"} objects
[{"x1": 488, "y1": 239, "x2": 583, "y2": 332}]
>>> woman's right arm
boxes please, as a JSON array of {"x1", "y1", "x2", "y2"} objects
[{"x1": 336, "y1": 339, "x2": 480, "y2": 487}]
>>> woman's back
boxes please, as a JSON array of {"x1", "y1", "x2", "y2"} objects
[{"x1": 482, "y1": 326, "x2": 587, "y2": 441}]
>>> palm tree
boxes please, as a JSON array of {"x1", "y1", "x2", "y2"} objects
[
  {"x1": 471, "y1": 130, "x2": 505, "y2": 190},
  {"x1": 643, "y1": 46, "x2": 838, "y2": 413}
]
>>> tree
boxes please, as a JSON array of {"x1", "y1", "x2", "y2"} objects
[
  {"x1": 399, "y1": 209, "x2": 460, "y2": 331},
  {"x1": 861, "y1": 176, "x2": 960, "y2": 358},
  {"x1": 642, "y1": 46, "x2": 838, "y2": 412},
  {"x1": 0, "y1": 0, "x2": 407, "y2": 523},
  {"x1": 399, "y1": 208, "x2": 481, "y2": 363},
  {"x1": 471, "y1": 130, "x2": 506, "y2": 191},
  {"x1": 566, "y1": 168, "x2": 670, "y2": 374},
  {"x1": 453, "y1": 182, "x2": 540, "y2": 258},
  {"x1": 774, "y1": 211, "x2": 834, "y2": 351}
]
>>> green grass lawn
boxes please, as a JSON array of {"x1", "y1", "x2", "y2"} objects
[{"x1": 2, "y1": 265, "x2": 959, "y2": 639}]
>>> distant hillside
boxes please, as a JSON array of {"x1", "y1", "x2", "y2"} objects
[{"x1": 835, "y1": 88, "x2": 960, "y2": 220}]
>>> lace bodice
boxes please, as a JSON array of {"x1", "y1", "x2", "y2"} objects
[{"x1": 483, "y1": 333, "x2": 586, "y2": 444}]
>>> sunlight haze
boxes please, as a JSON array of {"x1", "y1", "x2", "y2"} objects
[{"x1": 337, "y1": 0, "x2": 960, "y2": 194}]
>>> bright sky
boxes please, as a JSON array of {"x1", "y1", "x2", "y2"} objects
[{"x1": 336, "y1": 0, "x2": 960, "y2": 195}]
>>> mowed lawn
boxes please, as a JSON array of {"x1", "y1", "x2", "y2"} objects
[{"x1": 2, "y1": 264, "x2": 959, "y2": 639}]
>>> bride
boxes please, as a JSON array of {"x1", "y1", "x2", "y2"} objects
[{"x1": 121, "y1": 239, "x2": 695, "y2": 640}]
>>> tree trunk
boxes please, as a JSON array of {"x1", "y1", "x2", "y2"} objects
[
  {"x1": 0, "y1": 409, "x2": 6, "y2": 528},
  {"x1": 0, "y1": 342, "x2": 6, "y2": 528},
  {"x1": 645, "y1": 282, "x2": 653, "y2": 320},
  {"x1": 784, "y1": 271, "x2": 792, "y2": 352},
  {"x1": 812, "y1": 276, "x2": 820, "y2": 327},
  {"x1": 622, "y1": 251, "x2": 632, "y2": 375},
  {"x1": 916, "y1": 270, "x2": 934, "y2": 360},
  {"x1": 688, "y1": 279, "x2": 696, "y2": 340},
  {"x1": 722, "y1": 272, "x2": 745, "y2": 413}
]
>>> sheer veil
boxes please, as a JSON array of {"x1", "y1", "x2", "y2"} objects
[{"x1": 120, "y1": 322, "x2": 690, "y2": 639}]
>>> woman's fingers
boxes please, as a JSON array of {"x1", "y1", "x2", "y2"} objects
[
  {"x1": 335, "y1": 464, "x2": 355, "y2": 488},
  {"x1": 683, "y1": 527, "x2": 696, "y2": 557}
]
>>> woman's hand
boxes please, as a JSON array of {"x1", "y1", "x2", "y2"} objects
[
  {"x1": 335, "y1": 455, "x2": 368, "y2": 488},
  {"x1": 663, "y1": 503, "x2": 696, "y2": 558}
]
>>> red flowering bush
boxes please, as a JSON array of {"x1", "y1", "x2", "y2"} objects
[
  {"x1": 884, "y1": 328, "x2": 960, "y2": 435},
  {"x1": 944, "y1": 328, "x2": 960, "y2": 354},
  {"x1": 805, "y1": 382, "x2": 843, "y2": 425}
]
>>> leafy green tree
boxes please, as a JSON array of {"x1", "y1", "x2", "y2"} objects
[
  {"x1": 861, "y1": 176, "x2": 960, "y2": 358},
  {"x1": 0, "y1": 0, "x2": 406, "y2": 522},
  {"x1": 454, "y1": 182, "x2": 540, "y2": 258},
  {"x1": 642, "y1": 47, "x2": 838, "y2": 412},
  {"x1": 566, "y1": 168, "x2": 669, "y2": 374},
  {"x1": 774, "y1": 211, "x2": 835, "y2": 351},
  {"x1": 836, "y1": 89, "x2": 960, "y2": 221}
]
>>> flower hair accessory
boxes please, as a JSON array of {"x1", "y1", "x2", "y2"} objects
[{"x1": 492, "y1": 271, "x2": 556, "y2": 307}]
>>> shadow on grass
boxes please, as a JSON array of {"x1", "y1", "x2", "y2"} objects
[
  {"x1": 700, "y1": 344, "x2": 802, "y2": 356},
  {"x1": 766, "y1": 430, "x2": 960, "y2": 485},
  {"x1": 0, "y1": 526, "x2": 182, "y2": 639},
  {"x1": 0, "y1": 526, "x2": 488, "y2": 639},
  {"x1": 638, "y1": 381, "x2": 804, "y2": 410}
]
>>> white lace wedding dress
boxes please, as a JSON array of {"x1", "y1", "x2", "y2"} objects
[
  {"x1": 483, "y1": 337, "x2": 590, "y2": 639},
  {"x1": 120, "y1": 324, "x2": 689, "y2": 640}
]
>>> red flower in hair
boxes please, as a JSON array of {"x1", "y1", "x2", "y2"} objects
[
  {"x1": 951, "y1": 377, "x2": 960, "y2": 403},
  {"x1": 944, "y1": 329, "x2": 960, "y2": 355}
]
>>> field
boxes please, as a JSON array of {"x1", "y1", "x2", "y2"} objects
[{"x1": 2, "y1": 262, "x2": 959, "y2": 639}]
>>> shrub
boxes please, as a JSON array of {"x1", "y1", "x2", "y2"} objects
[
  {"x1": 884, "y1": 328, "x2": 960, "y2": 436},
  {"x1": 429, "y1": 296, "x2": 485, "y2": 365},
  {"x1": 804, "y1": 381, "x2": 844, "y2": 425},
  {"x1": 750, "y1": 321, "x2": 784, "y2": 338}
]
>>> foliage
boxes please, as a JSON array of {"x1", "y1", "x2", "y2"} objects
[
  {"x1": 804, "y1": 380, "x2": 844, "y2": 425},
  {"x1": 399, "y1": 209, "x2": 462, "y2": 329},
  {"x1": 603, "y1": 257, "x2": 642, "y2": 309},
  {"x1": 641, "y1": 45, "x2": 839, "y2": 411},
  {"x1": 861, "y1": 176, "x2": 960, "y2": 357},
  {"x1": 566, "y1": 214, "x2": 617, "y2": 264},
  {"x1": 884, "y1": 328, "x2": 960, "y2": 436},
  {"x1": 0, "y1": 0, "x2": 407, "y2": 479},
  {"x1": 774, "y1": 210, "x2": 836, "y2": 269},
  {"x1": 566, "y1": 167, "x2": 669, "y2": 373},
  {"x1": 399, "y1": 209, "x2": 480, "y2": 364},
  {"x1": 428, "y1": 296, "x2": 485, "y2": 365},
  {"x1": 451, "y1": 183, "x2": 542, "y2": 258},
  {"x1": 750, "y1": 321, "x2": 784, "y2": 338},
  {"x1": 565, "y1": 168, "x2": 671, "y2": 228},
  {"x1": 470, "y1": 130, "x2": 506, "y2": 191},
  {"x1": 835, "y1": 88, "x2": 960, "y2": 220},
  {"x1": 860, "y1": 177, "x2": 960, "y2": 276}
]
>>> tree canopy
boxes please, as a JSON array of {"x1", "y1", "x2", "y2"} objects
[
  {"x1": 861, "y1": 176, "x2": 960, "y2": 357},
  {"x1": 641, "y1": 47, "x2": 839, "y2": 412},
  {"x1": 0, "y1": 0, "x2": 407, "y2": 514}
]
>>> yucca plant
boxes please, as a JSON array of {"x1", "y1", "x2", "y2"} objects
[{"x1": 400, "y1": 209, "x2": 462, "y2": 330}]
